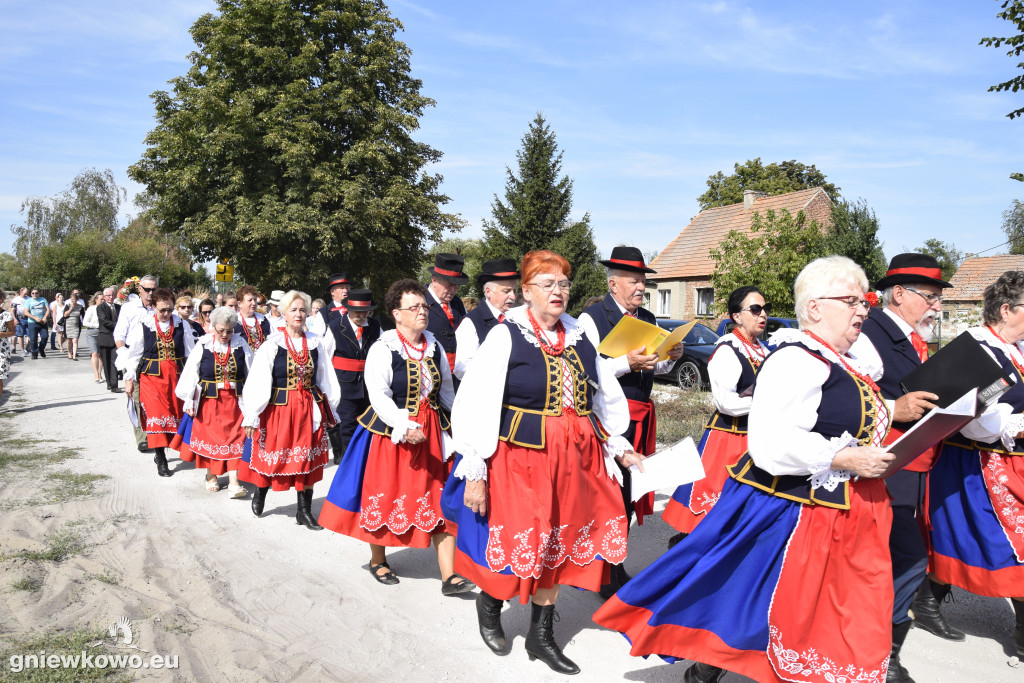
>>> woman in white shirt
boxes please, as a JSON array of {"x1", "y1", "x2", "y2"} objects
[{"x1": 82, "y1": 293, "x2": 103, "y2": 382}]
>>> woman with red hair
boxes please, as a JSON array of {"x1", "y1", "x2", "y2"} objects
[{"x1": 449, "y1": 250, "x2": 643, "y2": 675}]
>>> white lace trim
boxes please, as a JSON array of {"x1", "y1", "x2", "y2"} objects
[
  {"x1": 454, "y1": 454, "x2": 488, "y2": 481},
  {"x1": 390, "y1": 416, "x2": 420, "y2": 444},
  {"x1": 602, "y1": 435, "x2": 632, "y2": 484},
  {"x1": 1002, "y1": 413, "x2": 1024, "y2": 451},
  {"x1": 378, "y1": 328, "x2": 440, "y2": 359},
  {"x1": 807, "y1": 432, "x2": 858, "y2": 491},
  {"x1": 771, "y1": 328, "x2": 873, "y2": 375},
  {"x1": 503, "y1": 305, "x2": 585, "y2": 349},
  {"x1": 265, "y1": 329, "x2": 326, "y2": 353},
  {"x1": 198, "y1": 333, "x2": 246, "y2": 353}
]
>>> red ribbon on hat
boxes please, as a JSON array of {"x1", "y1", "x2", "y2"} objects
[
  {"x1": 346, "y1": 300, "x2": 372, "y2": 307},
  {"x1": 886, "y1": 267, "x2": 943, "y2": 279},
  {"x1": 434, "y1": 267, "x2": 463, "y2": 278},
  {"x1": 609, "y1": 258, "x2": 647, "y2": 268},
  {"x1": 488, "y1": 271, "x2": 518, "y2": 277}
]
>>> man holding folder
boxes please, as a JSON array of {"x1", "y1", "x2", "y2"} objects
[
  {"x1": 850, "y1": 253, "x2": 954, "y2": 683},
  {"x1": 579, "y1": 246, "x2": 683, "y2": 598}
]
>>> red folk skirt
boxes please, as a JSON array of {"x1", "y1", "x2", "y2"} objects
[
  {"x1": 320, "y1": 404, "x2": 449, "y2": 548},
  {"x1": 662, "y1": 428, "x2": 748, "y2": 534},
  {"x1": 177, "y1": 389, "x2": 245, "y2": 475},
  {"x1": 139, "y1": 360, "x2": 183, "y2": 449},
  {"x1": 239, "y1": 388, "x2": 330, "y2": 491},
  {"x1": 454, "y1": 409, "x2": 628, "y2": 604}
]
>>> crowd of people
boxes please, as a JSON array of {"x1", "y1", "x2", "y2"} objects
[{"x1": 2, "y1": 247, "x2": 1024, "y2": 682}]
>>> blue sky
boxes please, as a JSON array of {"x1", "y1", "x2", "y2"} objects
[{"x1": 2, "y1": 0, "x2": 1022, "y2": 267}]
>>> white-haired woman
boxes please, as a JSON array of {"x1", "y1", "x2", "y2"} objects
[
  {"x1": 595, "y1": 256, "x2": 897, "y2": 683},
  {"x1": 174, "y1": 306, "x2": 253, "y2": 498},
  {"x1": 241, "y1": 290, "x2": 340, "y2": 530}
]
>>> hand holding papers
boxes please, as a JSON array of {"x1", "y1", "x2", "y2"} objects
[
  {"x1": 883, "y1": 389, "x2": 979, "y2": 475},
  {"x1": 596, "y1": 317, "x2": 693, "y2": 361},
  {"x1": 629, "y1": 437, "x2": 706, "y2": 502}
]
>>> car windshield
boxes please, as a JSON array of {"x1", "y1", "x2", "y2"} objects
[{"x1": 684, "y1": 324, "x2": 718, "y2": 345}]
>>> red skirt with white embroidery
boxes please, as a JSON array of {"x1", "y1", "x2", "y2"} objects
[
  {"x1": 238, "y1": 388, "x2": 329, "y2": 491},
  {"x1": 454, "y1": 409, "x2": 628, "y2": 604},
  {"x1": 139, "y1": 360, "x2": 183, "y2": 449},
  {"x1": 177, "y1": 389, "x2": 245, "y2": 475}
]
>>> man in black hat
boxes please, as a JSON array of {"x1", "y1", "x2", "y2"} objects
[
  {"x1": 322, "y1": 289, "x2": 381, "y2": 464},
  {"x1": 425, "y1": 253, "x2": 468, "y2": 378},
  {"x1": 849, "y1": 253, "x2": 953, "y2": 683},
  {"x1": 453, "y1": 258, "x2": 519, "y2": 380},
  {"x1": 309, "y1": 273, "x2": 352, "y2": 338},
  {"x1": 579, "y1": 246, "x2": 683, "y2": 598}
]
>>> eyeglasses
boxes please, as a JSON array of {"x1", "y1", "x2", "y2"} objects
[
  {"x1": 140, "y1": 286, "x2": 155, "y2": 293},
  {"x1": 257, "y1": 301, "x2": 266, "y2": 306},
  {"x1": 200, "y1": 309, "x2": 213, "y2": 315},
  {"x1": 902, "y1": 286, "x2": 942, "y2": 305},
  {"x1": 528, "y1": 280, "x2": 573, "y2": 293},
  {"x1": 155, "y1": 307, "x2": 174, "y2": 314},
  {"x1": 740, "y1": 303, "x2": 772, "y2": 316},
  {"x1": 178, "y1": 305, "x2": 193, "y2": 311},
  {"x1": 818, "y1": 296, "x2": 871, "y2": 310},
  {"x1": 397, "y1": 304, "x2": 429, "y2": 313}
]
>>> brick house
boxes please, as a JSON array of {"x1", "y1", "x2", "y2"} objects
[
  {"x1": 645, "y1": 187, "x2": 833, "y2": 319},
  {"x1": 940, "y1": 254, "x2": 1024, "y2": 337}
]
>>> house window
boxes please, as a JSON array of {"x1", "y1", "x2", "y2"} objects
[
  {"x1": 695, "y1": 287, "x2": 713, "y2": 317},
  {"x1": 941, "y1": 311, "x2": 950, "y2": 321},
  {"x1": 657, "y1": 290, "x2": 671, "y2": 316}
]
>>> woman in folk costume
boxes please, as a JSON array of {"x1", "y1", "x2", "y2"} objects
[
  {"x1": 174, "y1": 306, "x2": 252, "y2": 498},
  {"x1": 928, "y1": 270, "x2": 1024, "y2": 660},
  {"x1": 595, "y1": 256, "x2": 897, "y2": 683},
  {"x1": 449, "y1": 250, "x2": 644, "y2": 676},
  {"x1": 235, "y1": 284, "x2": 271, "y2": 350},
  {"x1": 663, "y1": 286, "x2": 771, "y2": 543},
  {"x1": 241, "y1": 290, "x2": 340, "y2": 530},
  {"x1": 318, "y1": 279, "x2": 475, "y2": 596},
  {"x1": 121, "y1": 287, "x2": 195, "y2": 478}
]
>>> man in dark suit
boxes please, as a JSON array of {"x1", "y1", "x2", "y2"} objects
[
  {"x1": 324, "y1": 289, "x2": 381, "y2": 464},
  {"x1": 850, "y1": 253, "x2": 951, "y2": 683},
  {"x1": 579, "y1": 246, "x2": 683, "y2": 598},
  {"x1": 96, "y1": 286, "x2": 120, "y2": 392},
  {"x1": 309, "y1": 273, "x2": 351, "y2": 338},
  {"x1": 453, "y1": 259, "x2": 519, "y2": 380},
  {"x1": 424, "y1": 253, "x2": 467, "y2": 376}
]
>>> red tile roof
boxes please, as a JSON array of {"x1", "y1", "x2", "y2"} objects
[
  {"x1": 649, "y1": 187, "x2": 832, "y2": 280},
  {"x1": 946, "y1": 254, "x2": 1024, "y2": 302}
]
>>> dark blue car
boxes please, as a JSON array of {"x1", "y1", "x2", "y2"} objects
[{"x1": 654, "y1": 320, "x2": 720, "y2": 390}]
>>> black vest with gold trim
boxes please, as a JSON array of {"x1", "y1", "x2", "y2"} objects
[
  {"x1": 357, "y1": 342, "x2": 450, "y2": 436},
  {"x1": 268, "y1": 343, "x2": 324, "y2": 405},
  {"x1": 197, "y1": 344, "x2": 248, "y2": 398},
  {"x1": 705, "y1": 340, "x2": 762, "y2": 434},
  {"x1": 497, "y1": 322, "x2": 603, "y2": 449},
  {"x1": 139, "y1": 322, "x2": 186, "y2": 376},
  {"x1": 727, "y1": 341, "x2": 887, "y2": 510}
]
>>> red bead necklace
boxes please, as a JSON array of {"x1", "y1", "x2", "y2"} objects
[
  {"x1": 987, "y1": 325, "x2": 1024, "y2": 377},
  {"x1": 802, "y1": 330, "x2": 882, "y2": 394},
  {"x1": 284, "y1": 333, "x2": 310, "y2": 388},
  {"x1": 396, "y1": 329, "x2": 428, "y2": 360},
  {"x1": 243, "y1": 318, "x2": 264, "y2": 348},
  {"x1": 733, "y1": 328, "x2": 767, "y2": 360},
  {"x1": 527, "y1": 309, "x2": 566, "y2": 356},
  {"x1": 213, "y1": 337, "x2": 232, "y2": 388}
]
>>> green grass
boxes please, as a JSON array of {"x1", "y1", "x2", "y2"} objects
[
  {"x1": 4, "y1": 525, "x2": 88, "y2": 563},
  {"x1": 0, "y1": 442, "x2": 78, "y2": 472},
  {"x1": 39, "y1": 471, "x2": 110, "y2": 504},
  {"x1": 653, "y1": 390, "x2": 714, "y2": 445},
  {"x1": 0, "y1": 626, "x2": 134, "y2": 681},
  {"x1": 92, "y1": 570, "x2": 120, "y2": 586},
  {"x1": 9, "y1": 576, "x2": 42, "y2": 593}
]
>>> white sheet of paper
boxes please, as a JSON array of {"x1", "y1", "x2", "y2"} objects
[
  {"x1": 629, "y1": 437, "x2": 706, "y2": 502},
  {"x1": 126, "y1": 396, "x2": 139, "y2": 429}
]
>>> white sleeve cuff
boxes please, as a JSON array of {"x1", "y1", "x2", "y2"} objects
[
  {"x1": 1001, "y1": 414, "x2": 1024, "y2": 451},
  {"x1": 602, "y1": 435, "x2": 633, "y2": 485},
  {"x1": 808, "y1": 432, "x2": 858, "y2": 491},
  {"x1": 454, "y1": 454, "x2": 488, "y2": 481},
  {"x1": 242, "y1": 416, "x2": 260, "y2": 429},
  {"x1": 390, "y1": 417, "x2": 420, "y2": 444}
]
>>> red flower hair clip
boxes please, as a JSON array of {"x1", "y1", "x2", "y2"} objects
[{"x1": 864, "y1": 291, "x2": 879, "y2": 307}]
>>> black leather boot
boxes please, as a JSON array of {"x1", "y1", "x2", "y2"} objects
[
  {"x1": 251, "y1": 486, "x2": 269, "y2": 517},
  {"x1": 910, "y1": 578, "x2": 965, "y2": 641},
  {"x1": 668, "y1": 531, "x2": 689, "y2": 549},
  {"x1": 887, "y1": 621, "x2": 916, "y2": 683},
  {"x1": 1013, "y1": 599, "x2": 1024, "y2": 657},
  {"x1": 296, "y1": 489, "x2": 323, "y2": 530},
  {"x1": 525, "y1": 603, "x2": 579, "y2": 675},
  {"x1": 682, "y1": 661, "x2": 725, "y2": 683},
  {"x1": 153, "y1": 448, "x2": 172, "y2": 477},
  {"x1": 599, "y1": 562, "x2": 632, "y2": 600},
  {"x1": 476, "y1": 592, "x2": 507, "y2": 655},
  {"x1": 328, "y1": 428, "x2": 344, "y2": 465}
]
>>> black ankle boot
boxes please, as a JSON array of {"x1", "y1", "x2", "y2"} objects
[
  {"x1": 251, "y1": 486, "x2": 269, "y2": 517},
  {"x1": 910, "y1": 578, "x2": 965, "y2": 641},
  {"x1": 1013, "y1": 599, "x2": 1024, "y2": 657},
  {"x1": 153, "y1": 448, "x2": 172, "y2": 477},
  {"x1": 599, "y1": 562, "x2": 632, "y2": 600},
  {"x1": 328, "y1": 428, "x2": 344, "y2": 465},
  {"x1": 296, "y1": 489, "x2": 323, "y2": 530},
  {"x1": 476, "y1": 592, "x2": 507, "y2": 655},
  {"x1": 525, "y1": 603, "x2": 579, "y2": 675},
  {"x1": 683, "y1": 661, "x2": 725, "y2": 683},
  {"x1": 887, "y1": 621, "x2": 916, "y2": 683}
]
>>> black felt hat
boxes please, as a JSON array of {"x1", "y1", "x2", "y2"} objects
[
  {"x1": 477, "y1": 258, "x2": 520, "y2": 286},
  {"x1": 342, "y1": 289, "x2": 377, "y2": 312},
  {"x1": 428, "y1": 253, "x2": 469, "y2": 285},
  {"x1": 598, "y1": 246, "x2": 657, "y2": 274},
  {"x1": 326, "y1": 273, "x2": 351, "y2": 292},
  {"x1": 874, "y1": 253, "x2": 952, "y2": 290}
]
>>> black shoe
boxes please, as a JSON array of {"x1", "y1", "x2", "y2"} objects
[
  {"x1": 295, "y1": 489, "x2": 323, "y2": 530},
  {"x1": 251, "y1": 486, "x2": 269, "y2": 517},
  {"x1": 525, "y1": 603, "x2": 579, "y2": 675},
  {"x1": 910, "y1": 579, "x2": 965, "y2": 641},
  {"x1": 1013, "y1": 599, "x2": 1024, "y2": 657},
  {"x1": 599, "y1": 563, "x2": 632, "y2": 600},
  {"x1": 333, "y1": 450, "x2": 343, "y2": 466},
  {"x1": 367, "y1": 561, "x2": 400, "y2": 585},
  {"x1": 441, "y1": 573, "x2": 476, "y2": 596},
  {"x1": 110, "y1": 387, "x2": 123, "y2": 393},
  {"x1": 31, "y1": 354, "x2": 38, "y2": 359},
  {"x1": 39, "y1": 349, "x2": 46, "y2": 358},
  {"x1": 477, "y1": 592, "x2": 507, "y2": 655},
  {"x1": 683, "y1": 662, "x2": 725, "y2": 683},
  {"x1": 138, "y1": 443, "x2": 149, "y2": 453},
  {"x1": 887, "y1": 621, "x2": 916, "y2": 683},
  {"x1": 668, "y1": 531, "x2": 689, "y2": 549},
  {"x1": 153, "y1": 449, "x2": 172, "y2": 477}
]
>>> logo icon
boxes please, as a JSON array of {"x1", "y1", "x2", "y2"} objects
[{"x1": 109, "y1": 616, "x2": 133, "y2": 645}]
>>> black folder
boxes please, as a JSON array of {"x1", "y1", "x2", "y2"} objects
[{"x1": 899, "y1": 331, "x2": 1015, "y2": 409}]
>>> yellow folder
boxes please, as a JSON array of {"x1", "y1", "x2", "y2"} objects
[{"x1": 596, "y1": 316, "x2": 693, "y2": 361}]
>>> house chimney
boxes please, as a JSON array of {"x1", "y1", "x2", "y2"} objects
[{"x1": 743, "y1": 189, "x2": 767, "y2": 210}]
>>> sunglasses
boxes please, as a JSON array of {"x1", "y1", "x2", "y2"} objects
[
  {"x1": 200, "y1": 309, "x2": 213, "y2": 315},
  {"x1": 155, "y1": 307, "x2": 174, "y2": 314},
  {"x1": 140, "y1": 286, "x2": 155, "y2": 293},
  {"x1": 740, "y1": 303, "x2": 772, "y2": 315}
]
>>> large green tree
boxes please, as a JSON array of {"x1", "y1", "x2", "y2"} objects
[
  {"x1": 709, "y1": 208, "x2": 827, "y2": 317},
  {"x1": 1001, "y1": 198, "x2": 1024, "y2": 253},
  {"x1": 128, "y1": 0, "x2": 463, "y2": 295},
  {"x1": 697, "y1": 158, "x2": 840, "y2": 211},
  {"x1": 916, "y1": 238, "x2": 964, "y2": 281},
  {"x1": 823, "y1": 198, "x2": 887, "y2": 284},
  {"x1": 482, "y1": 113, "x2": 603, "y2": 314},
  {"x1": 981, "y1": 0, "x2": 1024, "y2": 181},
  {"x1": 418, "y1": 237, "x2": 487, "y2": 298}
]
